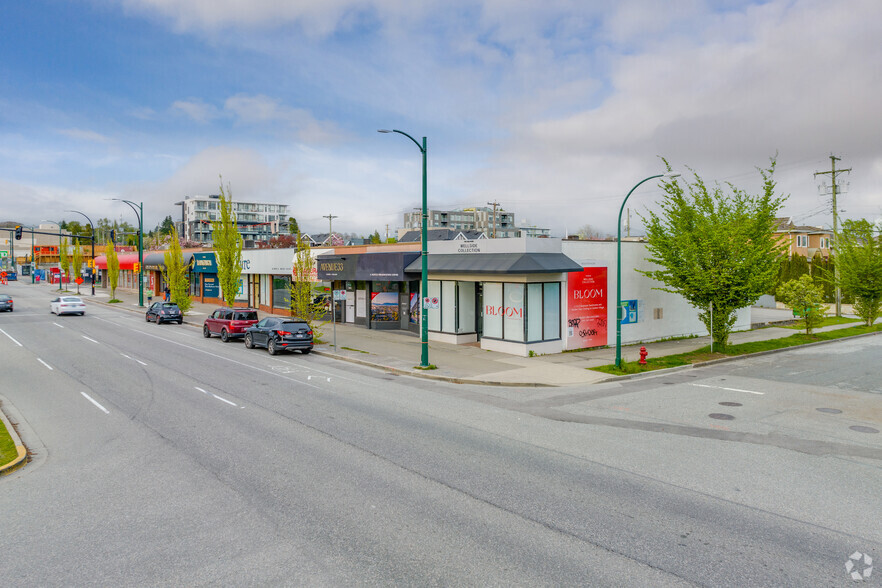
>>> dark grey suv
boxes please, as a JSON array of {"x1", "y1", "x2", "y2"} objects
[
  {"x1": 244, "y1": 317, "x2": 313, "y2": 355},
  {"x1": 146, "y1": 301, "x2": 183, "y2": 324}
]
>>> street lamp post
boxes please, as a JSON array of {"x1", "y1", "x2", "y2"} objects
[
  {"x1": 379, "y1": 129, "x2": 430, "y2": 368},
  {"x1": 112, "y1": 199, "x2": 144, "y2": 307},
  {"x1": 615, "y1": 172, "x2": 680, "y2": 368},
  {"x1": 66, "y1": 210, "x2": 96, "y2": 297}
]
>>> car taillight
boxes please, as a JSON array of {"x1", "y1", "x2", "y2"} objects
[
  {"x1": 276, "y1": 330, "x2": 291, "y2": 336},
  {"x1": 307, "y1": 330, "x2": 313, "y2": 335}
]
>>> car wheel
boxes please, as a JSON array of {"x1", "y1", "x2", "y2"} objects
[
  {"x1": 220, "y1": 328, "x2": 229, "y2": 343},
  {"x1": 156, "y1": 317, "x2": 162, "y2": 325},
  {"x1": 267, "y1": 338, "x2": 278, "y2": 355},
  {"x1": 244, "y1": 333, "x2": 254, "y2": 349},
  {"x1": 177, "y1": 320, "x2": 182, "y2": 325},
  {"x1": 301, "y1": 348, "x2": 311, "y2": 355},
  {"x1": 203, "y1": 325, "x2": 211, "y2": 338}
]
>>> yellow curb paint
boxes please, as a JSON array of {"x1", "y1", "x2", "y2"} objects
[{"x1": 0, "y1": 444, "x2": 27, "y2": 475}]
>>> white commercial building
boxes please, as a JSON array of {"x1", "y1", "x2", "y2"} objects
[{"x1": 175, "y1": 195, "x2": 290, "y2": 247}]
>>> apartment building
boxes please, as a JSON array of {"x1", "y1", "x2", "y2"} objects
[
  {"x1": 402, "y1": 206, "x2": 517, "y2": 238},
  {"x1": 175, "y1": 194, "x2": 289, "y2": 247}
]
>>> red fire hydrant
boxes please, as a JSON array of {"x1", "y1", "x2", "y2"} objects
[{"x1": 639, "y1": 346, "x2": 648, "y2": 365}]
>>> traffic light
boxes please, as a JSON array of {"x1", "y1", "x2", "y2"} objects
[
  {"x1": 110, "y1": 229, "x2": 115, "y2": 243},
  {"x1": 14, "y1": 225, "x2": 22, "y2": 240}
]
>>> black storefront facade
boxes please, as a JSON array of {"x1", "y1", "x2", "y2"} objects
[{"x1": 316, "y1": 251, "x2": 421, "y2": 332}]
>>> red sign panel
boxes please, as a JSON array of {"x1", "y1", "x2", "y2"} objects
[{"x1": 567, "y1": 266, "x2": 608, "y2": 349}]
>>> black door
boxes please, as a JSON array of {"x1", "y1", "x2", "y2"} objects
[{"x1": 475, "y1": 283, "x2": 483, "y2": 340}]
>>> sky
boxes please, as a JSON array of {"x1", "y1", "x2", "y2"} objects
[{"x1": 1, "y1": 0, "x2": 880, "y2": 238}]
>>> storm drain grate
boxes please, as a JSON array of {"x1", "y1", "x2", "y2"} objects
[
  {"x1": 709, "y1": 413, "x2": 735, "y2": 420},
  {"x1": 816, "y1": 407, "x2": 842, "y2": 414},
  {"x1": 849, "y1": 426, "x2": 879, "y2": 434},
  {"x1": 719, "y1": 402, "x2": 742, "y2": 407}
]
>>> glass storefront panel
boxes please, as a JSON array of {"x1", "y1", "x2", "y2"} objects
[
  {"x1": 457, "y1": 281, "x2": 476, "y2": 333},
  {"x1": 503, "y1": 283, "x2": 525, "y2": 342},
  {"x1": 483, "y1": 282, "x2": 503, "y2": 339},
  {"x1": 527, "y1": 283, "x2": 543, "y2": 341},
  {"x1": 428, "y1": 280, "x2": 441, "y2": 331},
  {"x1": 273, "y1": 275, "x2": 290, "y2": 309},
  {"x1": 441, "y1": 281, "x2": 456, "y2": 333},
  {"x1": 371, "y1": 281, "x2": 400, "y2": 323},
  {"x1": 543, "y1": 282, "x2": 561, "y2": 340}
]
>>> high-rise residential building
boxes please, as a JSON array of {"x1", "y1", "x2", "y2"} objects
[
  {"x1": 401, "y1": 206, "x2": 517, "y2": 238},
  {"x1": 175, "y1": 195, "x2": 289, "y2": 247}
]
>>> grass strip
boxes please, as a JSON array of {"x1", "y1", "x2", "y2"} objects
[
  {"x1": 592, "y1": 322, "x2": 882, "y2": 375},
  {"x1": 0, "y1": 417, "x2": 18, "y2": 467},
  {"x1": 779, "y1": 315, "x2": 861, "y2": 330}
]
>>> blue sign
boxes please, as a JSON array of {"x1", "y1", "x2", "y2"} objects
[
  {"x1": 192, "y1": 252, "x2": 218, "y2": 273},
  {"x1": 202, "y1": 274, "x2": 219, "y2": 298},
  {"x1": 620, "y1": 299, "x2": 638, "y2": 324}
]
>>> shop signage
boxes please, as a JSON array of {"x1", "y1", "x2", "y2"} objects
[
  {"x1": 192, "y1": 252, "x2": 218, "y2": 273},
  {"x1": 456, "y1": 240, "x2": 482, "y2": 254},
  {"x1": 423, "y1": 296, "x2": 440, "y2": 309},
  {"x1": 567, "y1": 266, "x2": 608, "y2": 349},
  {"x1": 333, "y1": 290, "x2": 346, "y2": 301},
  {"x1": 203, "y1": 275, "x2": 219, "y2": 298}
]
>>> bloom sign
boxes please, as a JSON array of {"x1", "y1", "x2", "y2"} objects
[{"x1": 567, "y1": 266, "x2": 607, "y2": 349}]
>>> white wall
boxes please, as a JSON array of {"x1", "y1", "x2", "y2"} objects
[{"x1": 561, "y1": 241, "x2": 750, "y2": 348}]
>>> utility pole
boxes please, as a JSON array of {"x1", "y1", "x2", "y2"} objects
[
  {"x1": 323, "y1": 214, "x2": 338, "y2": 245},
  {"x1": 486, "y1": 201, "x2": 500, "y2": 238},
  {"x1": 385, "y1": 224, "x2": 389, "y2": 240},
  {"x1": 815, "y1": 155, "x2": 851, "y2": 317},
  {"x1": 626, "y1": 208, "x2": 631, "y2": 238}
]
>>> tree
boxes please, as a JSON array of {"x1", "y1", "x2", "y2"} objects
[
  {"x1": 369, "y1": 230, "x2": 382, "y2": 244},
  {"x1": 640, "y1": 158, "x2": 786, "y2": 348},
  {"x1": 575, "y1": 224, "x2": 606, "y2": 239},
  {"x1": 290, "y1": 236, "x2": 326, "y2": 341},
  {"x1": 211, "y1": 178, "x2": 243, "y2": 308},
  {"x1": 59, "y1": 237, "x2": 70, "y2": 291},
  {"x1": 257, "y1": 234, "x2": 298, "y2": 249},
  {"x1": 163, "y1": 226, "x2": 192, "y2": 313},
  {"x1": 159, "y1": 215, "x2": 174, "y2": 236},
  {"x1": 837, "y1": 219, "x2": 882, "y2": 326},
  {"x1": 778, "y1": 275, "x2": 826, "y2": 334},
  {"x1": 72, "y1": 244, "x2": 83, "y2": 295},
  {"x1": 288, "y1": 217, "x2": 299, "y2": 234},
  {"x1": 106, "y1": 239, "x2": 120, "y2": 301}
]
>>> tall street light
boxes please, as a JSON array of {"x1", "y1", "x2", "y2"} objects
[
  {"x1": 112, "y1": 199, "x2": 144, "y2": 307},
  {"x1": 378, "y1": 129, "x2": 430, "y2": 368},
  {"x1": 66, "y1": 210, "x2": 96, "y2": 297},
  {"x1": 616, "y1": 171, "x2": 680, "y2": 368}
]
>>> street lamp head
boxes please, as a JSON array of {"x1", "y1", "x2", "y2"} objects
[
  {"x1": 377, "y1": 129, "x2": 392, "y2": 133},
  {"x1": 663, "y1": 172, "x2": 681, "y2": 179}
]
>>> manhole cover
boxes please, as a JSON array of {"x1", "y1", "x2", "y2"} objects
[
  {"x1": 709, "y1": 413, "x2": 735, "y2": 420},
  {"x1": 719, "y1": 402, "x2": 742, "y2": 407},
  {"x1": 849, "y1": 426, "x2": 880, "y2": 434},
  {"x1": 816, "y1": 408, "x2": 842, "y2": 414}
]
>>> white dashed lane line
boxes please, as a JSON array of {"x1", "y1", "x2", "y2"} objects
[
  {"x1": 53, "y1": 322, "x2": 64, "y2": 328},
  {"x1": 195, "y1": 386, "x2": 239, "y2": 407},
  {"x1": 81, "y1": 392, "x2": 110, "y2": 414},
  {"x1": 82, "y1": 335, "x2": 99, "y2": 344},
  {"x1": 0, "y1": 328, "x2": 23, "y2": 346},
  {"x1": 692, "y1": 383, "x2": 765, "y2": 395},
  {"x1": 37, "y1": 358, "x2": 53, "y2": 370}
]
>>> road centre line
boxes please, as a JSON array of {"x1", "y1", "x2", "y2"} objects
[
  {"x1": 53, "y1": 322, "x2": 64, "y2": 328},
  {"x1": 82, "y1": 335, "x2": 99, "y2": 344},
  {"x1": 195, "y1": 387, "x2": 208, "y2": 394},
  {"x1": 212, "y1": 393, "x2": 237, "y2": 407},
  {"x1": 37, "y1": 358, "x2": 53, "y2": 370},
  {"x1": 81, "y1": 392, "x2": 110, "y2": 414},
  {"x1": 0, "y1": 328, "x2": 23, "y2": 346},
  {"x1": 692, "y1": 383, "x2": 765, "y2": 395}
]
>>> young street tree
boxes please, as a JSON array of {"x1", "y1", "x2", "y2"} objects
[
  {"x1": 59, "y1": 237, "x2": 70, "y2": 291},
  {"x1": 836, "y1": 218, "x2": 882, "y2": 326},
  {"x1": 106, "y1": 239, "x2": 120, "y2": 301},
  {"x1": 778, "y1": 274, "x2": 826, "y2": 334},
  {"x1": 163, "y1": 227, "x2": 192, "y2": 313},
  {"x1": 72, "y1": 243, "x2": 83, "y2": 295},
  {"x1": 290, "y1": 236, "x2": 326, "y2": 341},
  {"x1": 211, "y1": 179, "x2": 243, "y2": 308},
  {"x1": 640, "y1": 159, "x2": 786, "y2": 347}
]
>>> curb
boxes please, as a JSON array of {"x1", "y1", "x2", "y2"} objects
[
  {"x1": 593, "y1": 328, "x2": 882, "y2": 383},
  {"x1": 0, "y1": 402, "x2": 28, "y2": 476}
]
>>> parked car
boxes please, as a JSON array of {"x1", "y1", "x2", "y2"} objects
[
  {"x1": 0, "y1": 294, "x2": 12, "y2": 312},
  {"x1": 244, "y1": 317, "x2": 313, "y2": 355},
  {"x1": 50, "y1": 296, "x2": 85, "y2": 316},
  {"x1": 203, "y1": 307, "x2": 260, "y2": 342},
  {"x1": 146, "y1": 301, "x2": 183, "y2": 324}
]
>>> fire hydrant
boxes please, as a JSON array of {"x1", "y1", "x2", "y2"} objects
[{"x1": 638, "y1": 346, "x2": 648, "y2": 365}]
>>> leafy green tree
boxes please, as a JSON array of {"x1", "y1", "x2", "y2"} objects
[
  {"x1": 288, "y1": 217, "x2": 299, "y2": 234},
  {"x1": 72, "y1": 244, "x2": 83, "y2": 295},
  {"x1": 778, "y1": 274, "x2": 826, "y2": 334},
  {"x1": 641, "y1": 159, "x2": 786, "y2": 347},
  {"x1": 159, "y1": 215, "x2": 174, "y2": 236},
  {"x1": 837, "y1": 219, "x2": 882, "y2": 326},
  {"x1": 290, "y1": 235, "x2": 326, "y2": 341},
  {"x1": 211, "y1": 178, "x2": 243, "y2": 308},
  {"x1": 163, "y1": 227, "x2": 192, "y2": 313},
  {"x1": 369, "y1": 230, "x2": 382, "y2": 244},
  {"x1": 59, "y1": 237, "x2": 70, "y2": 292},
  {"x1": 106, "y1": 240, "x2": 120, "y2": 301}
]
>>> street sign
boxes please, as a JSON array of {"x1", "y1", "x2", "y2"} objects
[
  {"x1": 75, "y1": 277, "x2": 84, "y2": 285},
  {"x1": 423, "y1": 296, "x2": 440, "y2": 309},
  {"x1": 333, "y1": 290, "x2": 346, "y2": 301}
]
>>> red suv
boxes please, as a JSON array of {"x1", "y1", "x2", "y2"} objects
[{"x1": 203, "y1": 308, "x2": 260, "y2": 342}]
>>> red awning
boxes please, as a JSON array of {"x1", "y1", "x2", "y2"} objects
[{"x1": 93, "y1": 253, "x2": 141, "y2": 270}]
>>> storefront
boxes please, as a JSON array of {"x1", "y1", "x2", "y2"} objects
[
  {"x1": 240, "y1": 247, "x2": 332, "y2": 314},
  {"x1": 316, "y1": 251, "x2": 421, "y2": 331},
  {"x1": 406, "y1": 238, "x2": 582, "y2": 356}
]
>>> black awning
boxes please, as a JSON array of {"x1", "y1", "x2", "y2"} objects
[{"x1": 404, "y1": 252, "x2": 583, "y2": 274}]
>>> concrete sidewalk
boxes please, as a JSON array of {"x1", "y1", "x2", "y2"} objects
[{"x1": 44, "y1": 281, "x2": 870, "y2": 387}]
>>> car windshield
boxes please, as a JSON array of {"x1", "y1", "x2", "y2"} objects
[
  {"x1": 234, "y1": 311, "x2": 257, "y2": 320},
  {"x1": 0, "y1": 296, "x2": 10, "y2": 301},
  {"x1": 281, "y1": 321, "x2": 308, "y2": 328},
  {"x1": 62, "y1": 297, "x2": 82, "y2": 302},
  {"x1": 161, "y1": 303, "x2": 179, "y2": 309}
]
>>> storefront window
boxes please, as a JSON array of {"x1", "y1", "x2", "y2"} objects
[
  {"x1": 483, "y1": 282, "x2": 503, "y2": 339},
  {"x1": 527, "y1": 283, "x2": 543, "y2": 341},
  {"x1": 441, "y1": 281, "x2": 456, "y2": 333},
  {"x1": 273, "y1": 275, "x2": 290, "y2": 309},
  {"x1": 371, "y1": 281, "x2": 400, "y2": 323},
  {"x1": 428, "y1": 280, "x2": 441, "y2": 331},
  {"x1": 457, "y1": 281, "x2": 476, "y2": 333},
  {"x1": 503, "y1": 283, "x2": 525, "y2": 342},
  {"x1": 543, "y1": 283, "x2": 560, "y2": 340}
]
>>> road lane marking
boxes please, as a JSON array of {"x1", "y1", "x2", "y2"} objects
[
  {"x1": 37, "y1": 358, "x2": 53, "y2": 370},
  {"x1": 53, "y1": 322, "x2": 64, "y2": 328},
  {"x1": 82, "y1": 336, "x2": 99, "y2": 344},
  {"x1": 195, "y1": 387, "x2": 208, "y2": 394},
  {"x1": 81, "y1": 392, "x2": 110, "y2": 414},
  {"x1": 0, "y1": 328, "x2": 23, "y2": 346},
  {"x1": 212, "y1": 394, "x2": 237, "y2": 407},
  {"x1": 121, "y1": 353, "x2": 132, "y2": 360},
  {"x1": 135, "y1": 359, "x2": 147, "y2": 366},
  {"x1": 692, "y1": 383, "x2": 765, "y2": 395}
]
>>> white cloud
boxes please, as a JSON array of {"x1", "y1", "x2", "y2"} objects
[
  {"x1": 170, "y1": 99, "x2": 221, "y2": 123},
  {"x1": 223, "y1": 94, "x2": 344, "y2": 143}
]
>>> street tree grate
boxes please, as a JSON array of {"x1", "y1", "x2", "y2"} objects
[
  {"x1": 849, "y1": 426, "x2": 879, "y2": 434},
  {"x1": 709, "y1": 413, "x2": 735, "y2": 420}
]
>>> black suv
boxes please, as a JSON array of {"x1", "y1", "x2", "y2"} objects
[
  {"x1": 146, "y1": 301, "x2": 183, "y2": 324},
  {"x1": 244, "y1": 317, "x2": 313, "y2": 355}
]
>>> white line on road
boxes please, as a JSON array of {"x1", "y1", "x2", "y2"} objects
[
  {"x1": 81, "y1": 392, "x2": 110, "y2": 414},
  {"x1": 37, "y1": 358, "x2": 53, "y2": 370},
  {"x1": 0, "y1": 328, "x2": 22, "y2": 346},
  {"x1": 211, "y1": 393, "x2": 237, "y2": 407},
  {"x1": 195, "y1": 387, "x2": 208, "y2": 394},
  {"x1": 53, "y1": 322, "x2": 64, "y2": 328},
  {"x1": 120, "y1": 353, "x2": 132, "y2": 360},
  {"x1": 692, "y1": 383, "x2": 765, "y2": 395},
  {"x1": 82, "y1": 335, "x2": 99, "y2": 344}
]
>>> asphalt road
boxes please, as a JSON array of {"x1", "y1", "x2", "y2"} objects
[{"x1": 0, "y1": 281, "x2": 879, "y2": 586}]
